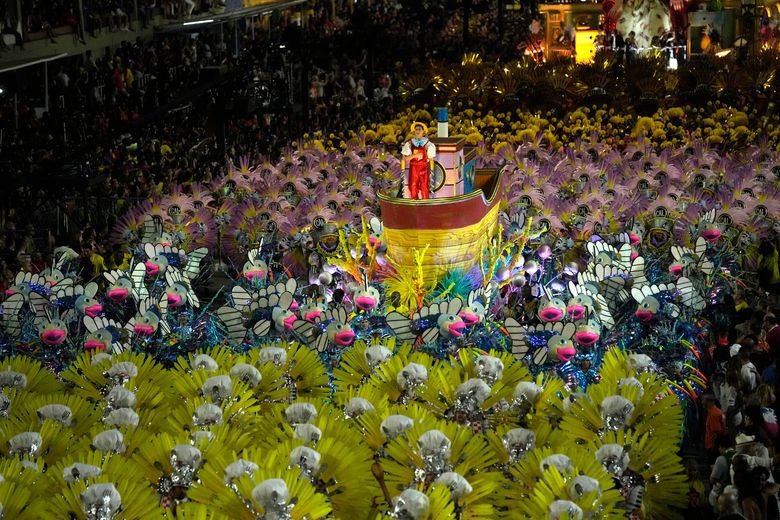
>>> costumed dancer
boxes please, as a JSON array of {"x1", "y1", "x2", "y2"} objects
[
  {"x1": 401, "y1": 122, "x2": 436, "y2": 200},
  {"x1": 524, "y1": 18, "x2": 546, "y2": 63}
]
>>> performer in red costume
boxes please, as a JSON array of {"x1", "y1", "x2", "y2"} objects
[{"x1": 401, "y1": 122, "x2": 436, "y2": 200}]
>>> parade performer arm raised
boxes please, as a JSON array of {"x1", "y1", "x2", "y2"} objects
[{"x1": 401, "y1": 122, "x2": 436, "y2": 200}]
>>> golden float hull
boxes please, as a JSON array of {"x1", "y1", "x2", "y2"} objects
[{"x1": 378, "y1": 168, "x2": 504, "y2": 279}]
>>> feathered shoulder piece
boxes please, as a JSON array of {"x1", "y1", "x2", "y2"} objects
[
  {"x1": 52, "y1": 246, "x2": 80, "y2": 271},
  {"x1": 577, "y1": 266, "x2": 629, "y2": 308},
  {"x1": 670, "y1": 236, "x2": 714, "y2": 276},
  {"x1": 385, "y1": 299, "x2": 466, "y2": 347},
  {"x1": 630, "y1": 275, "x2": 680, "y2": 322},
  {"x1": 585, "y1": 240, "x2": 632, "y2": 270},
  {"x1": 143, "y1": 243, "x2": 208, "y2": 281},
  {"x1": 125, "y1": 297, "x2": 170, "y2": 338},
  {"x1": 218, "y1": 288, "x2": 297, "y2": 346},
  {"x1": 675, "y1": 276, "x2": 706, "y2": 311},
  {"x1": 630, "y1": 281, "x2": 677, "y2": 303},
  {"x1": 511, "y1": 320, "x2": 577, "y2": 366},
  {"x1": 6, "y1": 271, "x2": 51, "y2": 300},
  {"x1": 693, "y1": 207, "x2": 723, "y2": 243},
  {"x1": 293, "y1": 304, "x2": 355, "y2": 352},
  {"x1": 163, "y1": 267, "x2": 199, "y2": 308},
  {"x1": 83, "y1": 315, "x2": 128, "y2": 353},
  {"x1": 104, "y1": 263, "x2": 148, "y2": 303},
  {"x1": 567, "y1": 281, "x2": 614, "y2": 329}
]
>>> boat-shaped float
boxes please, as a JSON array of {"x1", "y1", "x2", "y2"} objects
[{"x1": 379, "y1": 133, "x2": 505, "y2": 280}]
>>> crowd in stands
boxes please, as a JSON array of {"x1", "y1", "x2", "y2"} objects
[
  {"x1": 685, "y1": 298, "x2": 780, "y2": 519},
  {"x1": 0, "y1": 27, "x2": 233, "y2": 257},
  {"x1": 0, "y1": 1, "x2": 424, "y2": 291},
  {"x1": 2, "y1": 0, "x2": 227, "y2": 46}
]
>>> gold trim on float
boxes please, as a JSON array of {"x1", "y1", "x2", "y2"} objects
[
  {"x1": 378, "y1": 190, "x2": 483, "y2": 205},
  {"x1": 383, "y1": 205, "x2": 500, "y2": 279},
  {"x1": 378, "y1": 166, "x2": 505, "y2": 207},
  {"x1": 383, "y1": 206, "x2": 500, "y2": 245}
]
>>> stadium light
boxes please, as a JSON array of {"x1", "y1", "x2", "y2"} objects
[{"x1": 183, "y1": 19, "x2": 214, "y2": 26}]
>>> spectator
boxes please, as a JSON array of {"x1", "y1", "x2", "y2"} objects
[
  {"x1": 750, "y1": 384, "x2": 779, "y2": 439},
  {"x1": 711, "y1": 434, "x2": 737, "y2": 497},
  {"x1": 717, "y1": 486, "x2": 747, "y2": 519},
  {"x1": 139, "y1": 0, "x2": 153, "y2": 29},
  {"x1": 740, "y1": 346, "x2": 761, "y2": 394},
  {"x1": 758, "y1": 240, "x2": 780, "y2": 295},
  {"x1": 743, "y1": 404, "x2": 776, "y2": 448},
  {"x1": 685, "y1": 460, "x2": 707, "y2": 519},
  {"x1": 185, "y1": 0, "x2": 196, "y2": 18},
  {"x1": 734, "y1": 433, "x2": 774, "y2": 483},
  {"x1": 714, "y1": 328, "x2": 737, "y2": 370},
  {"x1": 108, "y1": 1, "x2": 130, "y2": 31},
  {"x1": 0, "y1": 260, "x2": 13, "y2": 294},
  {"x1": 718, "y1": 485, "x2": 747, "y2": 519},
  {"x1": 738, "y1": 471, "x2": 765, "y2": 520},
  {"x1": 162, "y1": 0, "x2": 176, "y2": 18},
  {"x1": 706, "y1": 394, "x2": 728, "y2": 463},
  {"x1": 756, "y1": 468, "x2": 780, "y2": 519},
  {"x1": 748, "y1": 335, "x2": 773, "y2": 375},
  {"x1": 736, "y1": 310, "x2": 765, "y2": 339},
  {"x1": 734, "y1": 465, "x2": 780, "y2": 520},
  {"x1": 765, "y1": 315, "x2": 780, "y2": 354},
  {"x1": 89, "y1": 246, "x2": 108, "y2": 276},
  {"x1": 63, "y1": 5, "x2": 86, "y2": 44},
  {"x1": 26, "y1": 8, "x2": 56, "y2": 43},
  {"x1": 2, "y1": 17, "x2": 24, "y2": 49},
  {"x1": 762, "y1": 347, "x2": 777, "y2": 389},
  {"x1": 723, "y1": 368, "x2": 745, "y2": 435}
]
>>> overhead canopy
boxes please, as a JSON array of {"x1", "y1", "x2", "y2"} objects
[
  {"x1": 154, "y1": 0, "x2": 308, "y2": 34},
  {"x1": 0, "y1": 52, "x2": 69, "y2": 74}
]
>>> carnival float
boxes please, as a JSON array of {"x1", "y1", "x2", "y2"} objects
[{"x1": 1, "y1": 74, "x2": 779, "y2": 516}]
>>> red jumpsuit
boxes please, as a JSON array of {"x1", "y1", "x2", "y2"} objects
[{"x1": 408, "y1": 141, "x2": 430, "y2": 200}]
